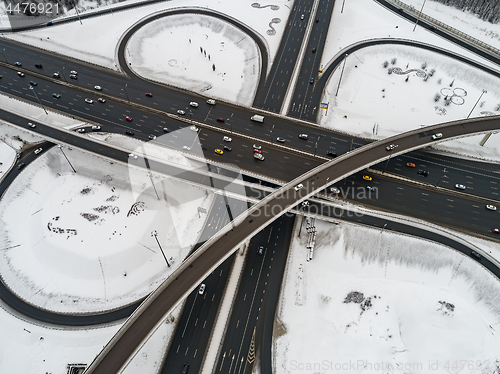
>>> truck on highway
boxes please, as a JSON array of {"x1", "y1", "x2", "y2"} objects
[
  {"x1": 254, "y1": 153, "x2": 265, "y2": 161},
  {"x1": 251, "y1": 114, "x2": 264, "y2": 123}
]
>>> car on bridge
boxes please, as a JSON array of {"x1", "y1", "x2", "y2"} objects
[
  {"x1": 471, "y1": 251, "x2": 482, "y2": 260},
  {"x1": 418, "y1": 170, "x2": 429, "y2": 177},
  {"x1": 52, "y1": 93, "x2": 61, "y2": 99},
  {"x1": 327, "y1": 150, "x2": 337, "y2": 157},
  {"x1": 145, "y1": 92, "x2": 153, "y2": 97},
  {"x1": 493, "y1": 228, "x2": 499, "y2": 234},
  {"x1": 94, "y1": 85, "x2": 102, "y2": 91},
  {"x1": 299, "y1": 133, "x2": 308, "y2": 140},
  {"x1": 177, "y1": 110, "x2": 185, "y2": 115},
  {"x1": 312, "y1": 48, "x2": 316, "y2": 53},
  {"x1": 125, "y1": 116, "x2": 132, "y2": 121},
  {"x1": 309, "y1": 78, "x2": 314, "y2": 84},
  {"x1": 198, "y1": 284, "x2": 205, "y2": 295},
  {"x1": 362, "y1": 175, "x2": 372, "y2": 181},
  {"x1": 85, "y1": 98, "x2": 93, "y2": 104},
  {"x1": 215, "y1": 149, "x2": 223, "y2": 155},
  {"x1": 223, "y1": 136, "x2": 232, "y2": 142},
  {"x1": 330, "y1": 187, "x2": 340, "y2": 194},
  {"x1": 98, "y1": 98, "x2": 106, "y2": 103},
  {"x1": 224, "y1": 146, "x2": 232, "y2": 152},
  {"x1": 253, "y1": 148, "x2": 262, "y2": 154},
  {"x1": 69, "y1": 74, "x2": 77, "y2": 79},
  {"x1": 34, "y1": 148, "x2": 42, "y2": 155},
  {"x1": 217, "y1": 117, "x2": 224, "y2": 122},
  {"x1": 17, "y1": 163, "x2": 26, "y2": 170},
  {"x1": 35, "y1": 64, "x2": 42, "y2": 68},
  {"x1": 189, "y1": 102, "x2": 199, "y2": 107},
  {"x1": 386, "y1": 144, "x2": 397, "y2": 151},
  {"x1": 294, "y1": 183, "x2": 303, "y2": 191},
  {"x1": 253, "y1": 144, "x2": 262, "y2": 150},
  {"x1": 29, "y1": 81, "x2": 37, "y2": 86},
  {"x1": 28, "y1": 122, "x2": 36, "y2": 128},
  {"x1": 206, "y1": 99, "x2": 216, "y2": 105},
  {"x1": 77, "y1": 128, "x2": 85, "y2": 133},
  {"x1": 486, "y1": 205, "x2": 497, "y2": 211},
  {"x1": 15, "y1": 62, "x2": 21, "y2": 66},
  {"x1": 92, "y1": 126, "x2": 101, "y2": 131},
  {"x1": 257, "y1": 246, "x2": 264, "y2": 255},
  {"x1": 432, "y1": 133, "x2": 443, "y2": 140},
  {"x1": 53, "y1": 72, "x2": 60, "y2": 78},
  {"x1": 17, "y1": 72, "x2": 25, "y2": 77},
  {"x1": 70, "y1": 70, "x2": 78, "y2": 75},
  {"x1": 277, "y1": 137, "x2": 286, "y2": 143},
  {"x1": 455, "y1": 184, "x2": 466, "y2": 190},
  {"x1": 406, "y1": 162, "x2": 415, "y2": 167}
]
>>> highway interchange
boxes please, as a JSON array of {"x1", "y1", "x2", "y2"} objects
[{"x1": 0, "y1": 0, "x2": 500, "y2": 374}]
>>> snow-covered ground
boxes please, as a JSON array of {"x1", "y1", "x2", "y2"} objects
[
  {"x1": 401, "y1": 0, "x2": 500, "y2": 48},
  {"x1": 0, "y1": 139, "x2": 15, "y2": 178},
  {"x1": 275, "y1": 219, "x2": 500, "y2": 374},
  {"x1": 126, "y1": 13, "x2": 260, "y2": 106},
  {"x1": 0, "y1": 145, "x2": 215, "y2": 314}
]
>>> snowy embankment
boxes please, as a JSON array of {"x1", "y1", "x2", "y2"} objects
[
  {"x1": 0, "y1": 145, "x2": 215, "y2": 314},
  {"x1": 275, "y1": 220, "x2": 500, "y2": 374}
]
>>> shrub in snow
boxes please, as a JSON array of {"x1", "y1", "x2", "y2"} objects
[
  {"x1": 480, "y1": 101, "x2": 485, "y2": 108},
  {"x1": 434, "y1": 93, "x2": 441, "y2": 102},
  {"x1": 383, "y1": 61, "x2": 388, "y2": 68},
  {"x1": 391, "y1": 58, "x2": 397, "y2": 65},
  {"x1": 388, "y1": 68, "x2": 392, "y2": 75},
  {"x1": 424, "y1": 76, "x2": 429, "y2": 82},
  {"x1": 449, "y1": 79, "x2": 455, "y2": 87},
  {"x1": 437, "y1": 78, "x2": 442, "y2": 84},
  {"x1": 212, "y1": 64, "x2": 216, "y2": 71},
  {"x1": 421, "y1": 62, "x2": 427, "y2": 69},
  {"x1": 405, "y1": 76, "x2": 409, "y2": 82},
  {"x1": 429, "y1": 68, "x2": 435, "y2": 76},
  {"x1": 495, "y1": 103, "x2": 500, "y2": 111},
  {"x1": 445, "y1": 97, "x2": 451, "y2": 106}
]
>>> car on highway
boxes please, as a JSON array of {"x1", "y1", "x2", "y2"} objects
[
  {"x1": 206, "y1": 99, "x2": 216, "y2": 105},
  {"x1": 312, "y1": 48, "x2": 316, "y2": 53},
  {"x1": 216, "y1": 117, "x2": 225, "y2": 122},
  {"x1": 330, "y1": 187, "x2": 340, "y2": 193},
  {"x1": 362, "y1": 175, "x2": 372, "y2": 181},
  {"x1": 493, "y1": 228, "x2": 499, "y2": 234},
  {"x1": 277, "y1": 137, "x2": 286, "y2": 143},
  {"x1": 432, "y1": 133, "x2": 443, "y2": 140},
  {"x1": 455, "y1": 184, "x2": 466, "y2": 190},
  {"x1": 16, "y1": 151, "x2": 22, "y2": 159},
  {"x1": 128, "y1": 153, "x2": 138, "y2": 159},
  {"x1": 253, "y1": 148, "x2": 262, "y2": 154},
  {"x1": 70, "y1": 70, "x2": 78, "y2": 75},
  {"x1": 309, "y1": 77, "x2": 314, "y2": 84},
  {"x1": 315, "y1": 18, "x2": 319, "y2": 22},
  {"x1": 486, "y1": 205, "x2": 497, "y2": 211},
  {"x1": 125, "y1": 116, "x2": 132, "y2": 121},
  {"x1": 92, "y1": 126, "x2": 101, "y2": 131},
  {"x1": 149, "y1": 134, "x2": 156, "y2": 140},
  {"x1": 163, "y1": 127, "x2": 170, "y2": 132},
  {"x1": 35, "y1": 64, "x2": 42, "y2": 68},
  {"x1": 182, "y1": 146, "x2": 191, "y2": 151},
  {"x1": 299, "y1": 133, "x2": 308, "y2": 140},
  {"x1": 223, "y1": 136, "x2": 232, "y2": 142},
  {"x1": 418, "y1": 170, "x2": 429, "y2": 177},
  {"x1": 85, "y1": 98, "x2": 94, "y2": 104},
  {"x1": 94, "y1": 85, "x2": 102, "y2": 91},
  {"x1": 34, "y1": 148, "x2": 42, "y2": 155},
  {"x1": 366, "y1": 186, "x2": 375, "y2": 192},
  {"x1": 53, "y1": 72, "x2": 60, "y2": 78},
  {"x1": 77, "y1": 128, "x2": 85, "y2": 133},
  {"x1": 15, "y1": 62, "x2": 21, "y2": 66},
  {"x1": 177, "y1": 110, "x2": 185, "y2": 115},
  {"x1": 386, "y1": 144, "x2": 397, "y2": 151},
  {"x1": 181, "y1": 363, "x2": 189, "y2": 374},
  {"x1": 257, "y1": 246, "x2": 264, "y2": 255},
  {"x1": 300, "y1": 14, "x2": 304, "y2": 20},
  {"x1": 189, "y1": 102, "x2": 199, "y2": 107},
  {"x1": 327, "y1": 150, "x2": 337, "y2": 157},
  {"x1": 294, "y1": 183, "x2": 303, "y2": 191},
  {"x1": 224, "y1": 145, "x2": 232, "y2": 152},
  {"x1": 69, "y1": 74, "x2": 77, "y2": 79},
  {"x1": 145, "y1": 92, "x2": 153, "y2": 97},
  {"x1": 215, "y1": 149, "x2": 223, "y2": 155},
  {"x1": 28, "y1": 122, "x2": 36, "y2": 128},
  {"x1": 17, "y1": 72, "x2": 25, "y2": 77},
  {"x1": 406, "y1": 162, "x2": 415, "y2": 167},
  {"x1": 29, "y1": 80, "x2": 37, "y2": 86},
  {"x1": 198, "y1": 284, "x2": 206, "y2": 295},
  {"x1": 52, "y1": 93, "x2": 61, "y2": 99},
  {"x1": 125, "y1": 130, "x2": 134, "y2": 136},
  {"x1": 471, "y1": 251, "x2": 482, "y2": 260},
  {"x1": 17, "y1": 163, "x2": 25, "y2": 170},
  {"x1": 253, "y1": 144, "x2": 261, "y2": 150},
  {"x1": 190, "y1": 126, "x2": 199, "y2": 132},
  {"x1": 98, "y1": 98, "x2": 106, "y2": 103}
]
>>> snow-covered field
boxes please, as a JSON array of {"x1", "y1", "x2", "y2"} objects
[
  {"x1": 127, "y1": 13, "x2": 260, "y2": 106},
  {"x1": 0, "y1": 145, "x2": 215, "y2": 314},
  {"x1": 275, "y1": 220, "x2": 500, "y2": 374}
]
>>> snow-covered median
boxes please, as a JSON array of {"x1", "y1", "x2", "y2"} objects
[
  {"x1": 127, "y1": 13, "x2": 260, "y2": 106},
  {"x1": 0, "y1": 146, "x2": 214, "y2": 314},
  {"x1": 275, "y1": 220, "x2": 500, "y2": 373}
]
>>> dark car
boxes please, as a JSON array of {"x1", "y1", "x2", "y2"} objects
[
  {"x1": 216, "y1": 117, "x2": 225, "y2": 122},
  {"x1": 15, "y1": 61, "x2": 21, "y2": 66},
  {"x1": 52, "y1": 93, "x2": 61, "y2": 99},
  {"x1": 69, "y1": 74, "x2": 77, "y2": 79},
  {"x1": 327, "y1": 150, "x2": 337, "y2": 157},
  {"x1": 312, "y1": 48, "x2": 316, "y2": 53},
  {"x1": 35, "y1": 63, "x2": 42, "y2": 68},
  {"x1": 224, "y1": 145, "x2": 232, "y2": 152},
  {"x1": 29, "y1": 81, "x2": 37, "y2": 86},
  {"x1": 315, "y1": 18, "x2": 319, "y2": 22},
  {"x1": 181, "y1": 363, "x2": 189, "y2": 374},
  {"x1": 16, "y1": 151, "x2": 22, "y2": 159},
  {"x1": 17, "y1": 163, "x2": 26, "y2": 170},
  {"x1": 257, "y1": 246, "x2": 264, "y2": 255},
  {"x1": 471, "y1": 251, "x2": 482, "y2": 260},
  {"x1": 418, "y1": 170, "x2": 429, "y2": 177},
  {"x1": 125, "y1": 130, "x2": 134, "y2": 136},
  {"x1": 310, "y1": 77, "x2": 314, "y2": 84}
]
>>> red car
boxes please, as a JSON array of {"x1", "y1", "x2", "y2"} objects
[
  {"x1": 253, "y1": 149, "x2": 262, "y2": 153},
  {"x1": 125, "y1": 116, "x2": 132, "y2": 121},
  {"x1": 145, "y1": 93, "x2": 153, "y2": 97},
  {"x1": 493, "y1": 229, "x2": 500, "y2": 234}
]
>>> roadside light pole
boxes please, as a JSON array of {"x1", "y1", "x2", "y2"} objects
[
  {"x1": 467, "y1": 89, "x2": 487, "y2": 118},
  {"x1": 124, "y1": 84, "x2": 130, "y2": 103},
  {"x1": 383, "y1": 145, "x2": 398, "y2": 174},
  {"x1": 151, "y1": 231, "x2": 170, "y2": 267},
  {"x1": 2, "y1": 49, "x2": 8, "y2": 63},
  {"x1": 380, "y1": 223, "x2": 388, "y2": 233},
  {"x1": 437, "y1": 167, "x2": 447, "y2": 186},
  {"x1": 298, "y1": 201, "x2": 309, "y2": 238},
  {"x1": 413, "y1": 0, "x2": 428, "y2": 32},
  {"x1": 29, "y1": 86, "x2": 48, "y2": 115},
  {"x1": 58, "y1": 145, "x2": 76, "y2": 173}
]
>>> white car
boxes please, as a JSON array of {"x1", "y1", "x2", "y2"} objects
[
  {"x1": 330, "y1": 187, "x2": 340, "y2": 194},
  {"x1": 294, "y1": 183, "x2": 303, "y2": 191},
  {"x1": 223, "y1": 136, "x2": 232, "y2": 142},
  {"x1": 92, "y1": 125, "x2": 101, "y2": 130},
  {"x1": 206, "y1": 99, "x2": 216, "y2": 105},
  {"x1": 253, "y1": 144, "x2": 262, "y2": 150},
  {"x1": 198, "y1": 284, "x2": 206, "y2": 295},
  {"x1": 77, "y1": 128, "x2": 85, "y2": 133},
  {"x1": 432, "y1": 133, "x2": 443, "y2": 140},
  {"x1": 177, "y1": 110, "x2": 185, "y2": 115},
  {"x1": 298, "y1": 133, "x2": 308, "y2": 140},
  {"x1": 70, "y1": 70, "x2": 78, "y2": 75},
  {"x1": 94, "y1": 85, "x2": 102, "y2": 91},
  {"x1": 28, "y1": 122, "x2": 36, "y2": 128},
  {"x1": 190, "y1": 126, "x2": 199, "y2": 132},
  {"x1": 486, "y1": 205, "x2": 497, "y2": 211},
  {"x1": 189, "y1": 102, "x2": 199, "y2": 107},
  {"x1": 85, "y1": 98, "x2": 93, "y2": 104},
  {"x1": 34, "y1": 148, "x2": 43, "y2": 155},
  {"x1": 386, "y1": 144, "x2": 397, "y2": 151},
  {"x1": 128, "y1": 153, "x2": 138, "y2": 159},
  {"x1": 182, "y1": 146, "x2": 191, "y2": 151},
  {"x1": 455, "y1": 184, "x2": 466, "y2": 190}
]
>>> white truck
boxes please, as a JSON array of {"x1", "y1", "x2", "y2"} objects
[
  {"x1": 254, "y1": 153, "x2": 265, "y2": 161},
  {"x1": 251, "y1": 114, "x2": 264, "y2": 123}
]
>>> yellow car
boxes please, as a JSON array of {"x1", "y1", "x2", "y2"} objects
[
  {"x1": 215, "y1": 149, "x2": 223, "y2": 155},
  {"x1": 362, "y1": 175, "x2": 372, "y2": 181}
]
